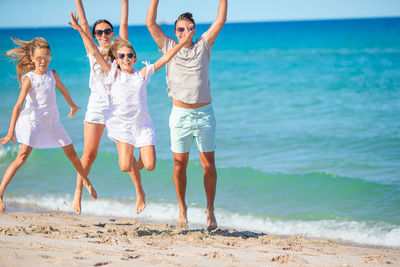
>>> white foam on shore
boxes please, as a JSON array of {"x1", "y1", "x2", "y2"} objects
[{"x1": 6, "y1": 194, "x2": 400, "y2": 248}]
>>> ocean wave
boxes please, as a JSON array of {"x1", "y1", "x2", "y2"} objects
[
  {"x1": 6, "y1": 194, "x2": 400, "y2": 248},
  {"x1": 0, "y1": 145, "x2": 19, "y2": 160}
]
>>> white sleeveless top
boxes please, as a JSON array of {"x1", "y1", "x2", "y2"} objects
[
  {"x1": 15, "y1": 69, "x2": 72, "y2": 148},
  {"x1": 88, "y1": 52, "x2": 110, "y2": 97}
]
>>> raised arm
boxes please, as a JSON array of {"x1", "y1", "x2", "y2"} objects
[
  {"x1": 53, "y1": 70, "x2": 81, "y2": 119},
  {"x1": 140, "y1": 29, "x2": 194, "y2": 78},
  {"x1": 0, "y1": 78, "x2": 31, "y2": 146},
  {"x1": 69, "y1": 12, "x2": 111, "y2": 75},
  {"x1": 205, "y1": 0, "x2": 227, "y2": 46},
  {"x1": 145, "y1": 0, "x2": 166, "y2": 48},
  {"x1": 74, "y1": 0, "x2": 92, "y2": 53},
  {"x1": 119, "y1": 0, "x2": 129, "y2": 40}
]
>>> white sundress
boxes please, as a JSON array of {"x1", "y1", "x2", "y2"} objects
[
  {"x1": 104, "y1": 61, "x2": 156, "y2": 147},
  {"x1": 15, "y1": 69, "x2": 72, "y2": 148}
]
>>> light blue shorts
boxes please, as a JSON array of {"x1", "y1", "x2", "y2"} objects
[{"x1": 169, "y1": 104, "x2": 216, "y2": 153}]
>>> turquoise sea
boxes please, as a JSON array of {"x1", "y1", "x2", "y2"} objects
[{"x1": 0, "y1": 18, "x2": 399, "y2": 247}]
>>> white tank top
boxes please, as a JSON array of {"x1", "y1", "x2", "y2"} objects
[{"x1": 21, "y1": 69, "x2": 57, "y2": 109}]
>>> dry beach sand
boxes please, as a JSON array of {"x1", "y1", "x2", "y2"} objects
[{"x1": 0, "y1": 211, "x2": 398, "y2": 266}]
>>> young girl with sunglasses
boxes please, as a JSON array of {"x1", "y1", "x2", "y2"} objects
[
  {"x1": 0, "y1": 37, "x2": 97, "y2": 212},
  {"x1": 72, "y1": 0, "x2": 129, "y2": 214},
  {"x1": 69, "y1": 12, "x2": 194, "y2": 214}
]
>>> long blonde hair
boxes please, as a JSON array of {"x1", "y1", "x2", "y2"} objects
[{"x1": 5, "y1": 37, "x2": 51, "y2": 85}]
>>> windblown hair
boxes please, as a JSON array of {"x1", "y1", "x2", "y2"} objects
[
  {"x1": 4, "y1": 37, "x2": 51, "y2": 85},
  {"x1": 174, "y1": 12, "x2": 196, "y2": 28},
  {"x1": 92, "y1": 19, "x2": 113, "y2": 37},
  {"x1": 106, "y1": 37, "x2": 136, "y2": 64}
]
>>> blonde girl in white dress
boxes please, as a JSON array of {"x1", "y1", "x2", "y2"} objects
[
  {"x1": 0, "y1": 37, "x2": 97, "y2": 212},
  {"x1": 69, "y1": 12, "x2": 194, "y2": 214}
]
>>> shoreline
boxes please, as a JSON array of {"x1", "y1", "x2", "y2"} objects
[
  {"x1": 5, "y1": 201, "x2": 400, "y2": 249},
  {"x1": 0, "y1": 211, "x2": 398, "y2": 266}
]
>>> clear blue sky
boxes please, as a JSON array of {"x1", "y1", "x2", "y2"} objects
[{"x1": 0, "y1": 0, "x2": 399, "y2": 28}]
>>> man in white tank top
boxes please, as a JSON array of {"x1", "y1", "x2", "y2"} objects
[{"x1": 146, "y1": 0, "x2": 227, "y2": 230}]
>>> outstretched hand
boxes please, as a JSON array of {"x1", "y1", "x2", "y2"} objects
[
  {"x1": 68, "y1": 12, "x2": 82, "y2": 31},
  {"x1": 68, "y1": 105, "x2": 81, "y2": 119},
  {"x1": 0, "y1": 134, "x2": 16, "y2": 146}
]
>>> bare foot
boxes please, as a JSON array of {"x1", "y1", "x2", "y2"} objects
[
  {"x1": 136, "y1": 192, "x2": 146, "y2": 214},
  {"x1": 137, "y1": 157, "x2": 144, "y2": 170},
  {"x1": 177, "y1": 204, "x2": 188, "y2": 229},
  {"x1": 72, "y1": 189, "x2": 82, "y2": 215},
  {"x1": 207, "y1": 209, "x2": 217, "y2": 231},
  {"x1": 0, "y1": 195, "x2": 5, "y2": 212},
  {"x1": 84, "y1": 182, "x2": 97, "y2": 200}
]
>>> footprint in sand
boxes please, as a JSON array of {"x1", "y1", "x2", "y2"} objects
[{"x1": 271, "y1": 254, "x2": 309, "y2": 264}]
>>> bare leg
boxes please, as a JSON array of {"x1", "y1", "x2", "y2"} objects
[
  {"x1": 199, "y1": 151, "x2": 217, "y2": 230},
  {"x1": 72, "y1": 122, "x2": 104, "y2": 214},
  {"x1": 137, "y1": 156, "x2": 144, "y2": 170},
  {"x1": 138, "y1": 145, "x2": 156, "y2": 171},
  {"x1": 62, "y1": 144, "x2": 97, "y2": 200},
  {"x1": 0, "y1": 144, "x2": 33, "y2": 212},
  {"x1": 129, "y1": 156, "x2": 146, "y2": 213},
  {"x1": 116, "y1": 141, "x2": 146, "y2": 213},
  {"x1": 172, "y1": 152, "x2": 189, "y2": 228}
]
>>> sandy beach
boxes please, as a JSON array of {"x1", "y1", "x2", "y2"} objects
[{"x1": 0, "y1": 211, "x2": 397, "y2": 266}]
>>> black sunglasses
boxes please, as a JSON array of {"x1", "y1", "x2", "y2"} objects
[
  {"x1": 176, "y1": 27, "x2": 194, "y2": 33},
  {"x1": 117, "y1": 53, "x2": 135, "y2": 59},
  {"x1": 94, "y1": 28, "x2": 113, "y2": 36}
]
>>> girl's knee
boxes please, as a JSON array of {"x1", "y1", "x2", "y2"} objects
[
  {"x1": 144, "y1": 161, "x2": 156, "y2": 171},
  {"x1": 119, "y1": 161, "x2": 132, "y2": 172},
  {"x1": 15, "y1": 153, "x2": 29, "y2": 166}
]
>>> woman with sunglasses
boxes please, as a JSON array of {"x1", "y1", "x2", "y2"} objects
[
  {"x1": 69, "y1": 11, "x2": 194, "y2": 214},
  {"x1": 72, "y1": 0, "x2": 129, "y2": 215},
  {"x1": 146, "y1": 0, "x2": 227, "y2": 230}
]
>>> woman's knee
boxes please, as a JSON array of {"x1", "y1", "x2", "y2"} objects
[{"x1": 82, "y1": 150, "x2": 98, "y2": 165}]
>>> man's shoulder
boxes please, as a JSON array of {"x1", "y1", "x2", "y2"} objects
[{"x1": 165, "y1": 36, "x2": 177, "y2": 45}]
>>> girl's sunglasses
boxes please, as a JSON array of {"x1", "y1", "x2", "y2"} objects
[
  {"x1": 34, "y1": 55, "x2": 51, "y2": 62},
  {"x1": 94, "y1": 28, "x2": 113, "y2": 36},
  {"x1": 117, "y1": 53, "x2": 135, "y2": 59}
]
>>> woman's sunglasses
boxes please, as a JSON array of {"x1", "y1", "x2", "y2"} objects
[
  {"x1": 117, "y1": 53, "x2": 135, "y2": 59},
  {"x1": 94, "y1": 28, "x2": 113, "y2": 36}
]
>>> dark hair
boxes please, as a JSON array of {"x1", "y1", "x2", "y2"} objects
[
  {"x1": 92, "y1": 19, "x2": 114, "y2": 37},
  {"x1": 174, "y1": 12, "x2": 195, "y2": 28}
]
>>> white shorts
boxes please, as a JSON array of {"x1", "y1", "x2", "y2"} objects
[{"x1": 84, "y1": 93, "x2": 111, "y2": 125}]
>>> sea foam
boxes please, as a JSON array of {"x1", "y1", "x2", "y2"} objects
[{"x1": 6, "y1": 194, "x2": 400, "y2": 248}]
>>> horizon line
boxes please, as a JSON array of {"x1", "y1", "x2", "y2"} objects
[{"x1": 0, "y1": 15, "x2": 399, "y2": 30}]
